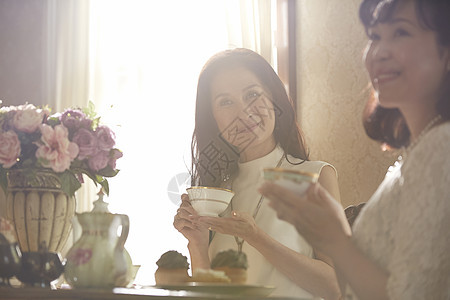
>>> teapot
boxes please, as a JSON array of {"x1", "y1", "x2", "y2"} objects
[{"x1": 64, "y1": 191, "x2": 132, "y2": 288}]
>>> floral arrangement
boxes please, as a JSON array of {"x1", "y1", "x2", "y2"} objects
[{"x1": 0, "y1": 102, "x2": 122, "y2": 197}]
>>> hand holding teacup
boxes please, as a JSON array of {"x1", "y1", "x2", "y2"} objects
[
  {"x1": 260, "y1": 169, "x2": 351, "y2": 255},
  {"x1": 262, "y1": 168, "x2": 318, "y2": 195},
  {"x1": 260, "y1": 168, "x2": 319, "y2": 228}
]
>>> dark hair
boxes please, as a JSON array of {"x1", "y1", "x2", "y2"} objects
[
  {"x1": 360, "y1": 0, "x2": 450, "y2": 149},
  {"x1": 190, "y1": 48, "x2": 308, "y2": 187}
]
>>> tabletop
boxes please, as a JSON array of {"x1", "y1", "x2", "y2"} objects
[{"x1": 0, "y1": 286, "x2": 309, "y2": 300}]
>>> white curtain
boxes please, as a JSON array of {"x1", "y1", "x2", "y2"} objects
[
  {"x1": 45, "y1": 0, "x2": 95, "y2": 218},
  {"x1": 48, "y1": 0, "x2": 276, "y2": 285},
  {"x1": 46, "y1": 0, "x2": 89, "y2": 111},
  {"x1": 225, "y1": 0, "x2": 275, "y2": 65}
]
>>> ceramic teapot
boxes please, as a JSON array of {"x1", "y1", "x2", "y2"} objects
[{"x1": 64, "y1": 191, "x2": 132, "y2": 288}]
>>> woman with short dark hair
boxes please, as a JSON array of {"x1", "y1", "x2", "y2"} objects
[{"x1": 261, "y1": 0, "x2": 450, "y2": 299}]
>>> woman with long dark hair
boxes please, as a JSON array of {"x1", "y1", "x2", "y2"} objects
[{"x1": 174, "y1": 48, "x2": 342, "y2": 299}]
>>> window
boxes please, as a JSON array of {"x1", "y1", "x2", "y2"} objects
[{"x1": 87, "y1": 0, "x2": 294, "y2": 284}]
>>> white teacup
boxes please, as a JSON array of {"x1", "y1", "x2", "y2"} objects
[
  {"x1": 263, "y1": 168, "x2": 318, "y2": 195},
  {"x1": 186, "y1": 186, "x2": 234, "y2": 217}
]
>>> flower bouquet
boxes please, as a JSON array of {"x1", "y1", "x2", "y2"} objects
[{"x1": 0, "y1": 102, "x2": 122, "y2": 197}]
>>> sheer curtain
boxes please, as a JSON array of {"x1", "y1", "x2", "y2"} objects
[
  {"x1": 49, "y1": 0, "x2": 277, "y2": 285},
  {"x1": 45, "y1": 0, "x2": 96, "y2": 217},
  {"x1": 225, "y1": 0, "x2": 275, "y2": 65}
]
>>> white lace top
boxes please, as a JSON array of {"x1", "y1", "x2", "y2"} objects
[
  {"x1": 347, "y1": 123, "x2": 450, "y2": 299},
  {"x1": 209, "y1": 146, "x2": 336, "y2": 298}
]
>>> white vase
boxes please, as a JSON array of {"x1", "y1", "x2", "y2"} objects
[{"x1": 64, "y1": 196, "x2": 132, "y2": 288}]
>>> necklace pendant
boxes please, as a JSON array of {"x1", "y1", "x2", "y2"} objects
[
  {"x1": 230, "y1": 154, "x2": 284, "y2": 254},
  {"x1": 234, "y1": 236, "x2": 244, "y2": 253}
]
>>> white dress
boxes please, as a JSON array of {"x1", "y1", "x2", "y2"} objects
[
  {"x1": 209, "y1": 146, "x2": 337, "y2": 298},
  {"x1": 347, "y1": 123, "x2": 450, "y2": 299}
]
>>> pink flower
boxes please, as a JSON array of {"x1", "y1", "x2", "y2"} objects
[
  {"x1": 96, "y1": 126, "x2": 115, "y2": 151},
  {"x1": 72, "y1": 128, "x2": 97, "y2": 160},
  {"x1": 88, "y1": 150, "x2": 109, "y2": 171},
  {"x1": 13, "y1": 104, "x2": 48, "y2": 133},
  {"x1": 0, "y1": 131, "x2": 21, "y2": 168},
  {"x1": 108, "y1": 149, "x2": 123, "y2": 169},
  {"x1": 35, "y1": 124, "x2": 79, "y2": 173},
  {"x1": 68, "y1": 248, "x2": 92, "y2": 266}
]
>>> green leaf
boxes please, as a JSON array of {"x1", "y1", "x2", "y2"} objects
[
  {"x1": 46, "y1": 116, "x2": 60, "y2": 126},
  {"x1": 70, "y1": 159, "x2": 87, "y2": 170},
  {"x1": 91, "y1": 117, "x2": 101, "y2": 130},
  {"x1": 99, "y1": 179, "x2": 110, "y2": 196},
  {"x1": 82, "y1": 101, "x2": 97, "y2": 119},
  {"x1": 79, "y1": 169, "x2": 98, "y2": 185},
  {"x1": 88, "y1": 101, "x2": 96, "y2": 114},
  {"x1": 97, "y1": 165, "x2": 119, "y2": 177},
  {"x1": 0, "y1": 168, "x2": 7, "y2": 194},
  {"x1": 60, "y1": 171, "x2": 81, "y2": 197}
]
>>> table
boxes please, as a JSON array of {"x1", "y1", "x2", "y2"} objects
[{"x1": 0, "y1": 286, "x2": 308, "y2": 300}]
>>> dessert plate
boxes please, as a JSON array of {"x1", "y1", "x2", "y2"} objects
[{"x1": 154, "y1": 282, "x2": 275, "y2": 296}]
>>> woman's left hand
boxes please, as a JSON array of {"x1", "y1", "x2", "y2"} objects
[
  {"x1": 259, "y1": 182, "x2": 352, "y2": 257},
  {"x1": 195, "y1": 211, "x2": 259, "y2": 242}
]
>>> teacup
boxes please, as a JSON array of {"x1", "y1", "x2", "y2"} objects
[
  {"x1": 126, "y1": 264, "x2": 141, "y2": 287},
  {"x1": 186, "y1": 186, "x2": 234, "y2": 217},
  {"x1": 263, "y1": 168, "x2": 318, "y2": 195}
]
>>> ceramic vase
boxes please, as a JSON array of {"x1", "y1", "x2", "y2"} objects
[
  {"x1": 3, "y1": 169, "x2": 76, "y2": 252},
  {"x1": 64, "y1": 196, "x2": 132, "y2": 288}
]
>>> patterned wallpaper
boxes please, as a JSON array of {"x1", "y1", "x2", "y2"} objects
[{"x1": 295, "y1": 0, "x2": 397, "y2": 208}]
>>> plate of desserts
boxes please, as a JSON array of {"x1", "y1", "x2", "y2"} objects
[{"x1": 152, "y1": 249, "x2": 275, "y2": 296}]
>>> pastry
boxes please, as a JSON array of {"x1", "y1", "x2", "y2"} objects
[
  {"x1": 190, "y1": 268, "x2": 231, "y2": 283},
  {"x1": 210, "y1": 249, "x2": 248, "y2": 284},
  {"x1": 155, "y1": 250, "x2": 190, "y2": 285}
]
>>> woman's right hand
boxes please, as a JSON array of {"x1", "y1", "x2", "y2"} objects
[
  {"x1": 173, "y1": 193, "x2": 209, "y2": 246},
  {"x1": 259, "y1": 182, "x2": 351, "y2": 257},
  {"x1": 173, "y1": 193, "x2": 211, "y2": 270}
]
